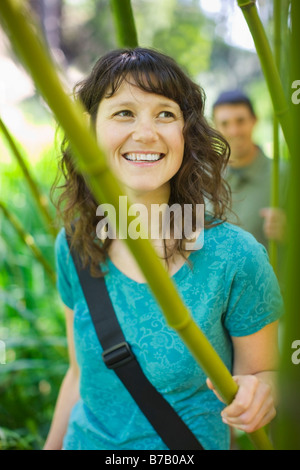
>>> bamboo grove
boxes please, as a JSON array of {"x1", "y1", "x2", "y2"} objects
[{"x1": 0, "y1": 0, "x2": 299, "y2": 450}]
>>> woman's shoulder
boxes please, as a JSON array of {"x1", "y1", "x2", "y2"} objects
[
  {"x1": 203, "y1": 219, "x2": 269, "y2": 265},
  {"x1": 55, "y1": 226, "x2": 67, "y2": 244},
  {"x1": 205, "y1": 219, "x2": 262, "y2": 246},
  {"x1": 55, "y1": 226, "x2": 70, "y2": 258}
]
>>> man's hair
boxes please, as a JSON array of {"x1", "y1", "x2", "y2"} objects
[{"x1": 213, "y1": 89, "x2": 256, "y2": 117}]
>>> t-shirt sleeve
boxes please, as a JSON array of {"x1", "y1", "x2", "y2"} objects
[
  {"x1": 224, "y1": 235, "x2": 284, "y2": 337},
  {"x1": 55, "y1": 228, "x2": 74, "y2": 309}
]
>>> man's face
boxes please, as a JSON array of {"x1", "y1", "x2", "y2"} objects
[{"x1": 213, "y1": 104, "x2": 257, "y2": 163}]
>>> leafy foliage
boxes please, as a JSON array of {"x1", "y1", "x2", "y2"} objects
[
  {"x1": 152, "y1": 5, "x2": 212, "y2": 79},
  {"x1": 0, "y1": 119, "x2": 68, "y2": 450}
]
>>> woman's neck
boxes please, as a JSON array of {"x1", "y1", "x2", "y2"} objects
[
  {"x1": 107, "y1": 184, "x2": 192, "y2": 282},
  {"x1": 125, "y1": 184, "x2": 171, "y2": 243}
]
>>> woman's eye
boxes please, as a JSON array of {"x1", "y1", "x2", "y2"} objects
[
  {"x1": 158, "y1": 111, "x2": 175, "y2": 119},
  {"x1": 115, "y1": 110, "x2": 133, "y2": 118}
]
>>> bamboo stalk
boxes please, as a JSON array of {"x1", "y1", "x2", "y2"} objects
[
  {"x1": 237, "y1": 0, "x2": 292, "y2": 154},
  {"x1": 0, "y1": 201, "x2": 56, "y2": 285},
  {"x1": 276, "y1": 0, "x2": 300, "y2": 450},
  {"x1": 0, "y1": 117, "x2": 57, "y2": 238},
  {"x1": 0, "y1": 0, "x2": 273, "y2": 450},
  {"x1": 268, "y1": 0, "x2": 282, "y2": 273},
  {"x1": 109, "y1": 0, "x2": 138, "y2": 47},
  {"x1": 268, "y1": 116, "x2": 279, "y2": 271}
]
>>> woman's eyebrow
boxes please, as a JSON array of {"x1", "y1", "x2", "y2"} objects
[
  {"x1": 108, "y1": 100, "x2": 180, "y2": 110},
  {"x1": 157, "y1": 101, "x2": 179, "y2": 109},
  {"x1": 109, "y1": 101, "x2": 135, "y2": 109}
]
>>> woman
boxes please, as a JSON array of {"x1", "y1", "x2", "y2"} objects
[{"x1": 45, "y1": 48, "x2": 283, "y2": 450}]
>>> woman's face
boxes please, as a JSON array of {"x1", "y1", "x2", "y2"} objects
[{"x1": 95, "y1": 78, "x2": 185, "y2": 198}]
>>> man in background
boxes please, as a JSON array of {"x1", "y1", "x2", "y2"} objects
[{"x1": 212, "y1": 89, "x2": 287, "y2": 249}]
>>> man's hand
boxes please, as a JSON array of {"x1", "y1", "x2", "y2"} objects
[{"x1": 260, "y1": 207, "x2": 287, "y2": 243}]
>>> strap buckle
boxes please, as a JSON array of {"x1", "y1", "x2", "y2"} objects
[{"x1": 102, "y1": 342, "x2": 135, "y2": 369}]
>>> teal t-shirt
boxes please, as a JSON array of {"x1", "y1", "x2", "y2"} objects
[{"x1": 55, "y1": 221, "x2": 283, "y2": 450}]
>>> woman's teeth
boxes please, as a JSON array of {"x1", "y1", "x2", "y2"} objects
[{"x1": 124, "y1": 153, "x2": 164, "y2": 162}]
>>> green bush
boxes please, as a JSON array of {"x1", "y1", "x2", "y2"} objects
[{"x1": 0, "y1": 126, "x2": 68, "y2": 450}]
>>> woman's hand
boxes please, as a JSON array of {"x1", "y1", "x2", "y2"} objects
[{"x1": 206, "y1": 374, "x2": 277, "y2": 433}]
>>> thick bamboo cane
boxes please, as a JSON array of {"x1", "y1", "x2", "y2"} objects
[
  {"x1": 0, "y1": 202, "x2": 56, "y2": 285},
  {"x1": 275, "y1": 0, "x2": 300, "y2": 450},
  {"x1": 0, "y1": 117, "x2": 57, "y2": 238},
  {"x1": 0, "y1": 0, "x2": 273, "y2": 450},
  {"x1": 110, "y1": 0, "x2": 138, "y2": 47},
  {"x1": 268, "y1": 0, "x2": 282, "y2": 273},
  {"x1": 237, "y1": 0, "x2": 292, "y2": 155}
]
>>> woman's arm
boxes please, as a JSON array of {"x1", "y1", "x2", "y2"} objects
[
  {"x1": 207, "y1": 321, "x2": 279, "y2": 433},
  {"x1": 43, "y1": 306, "x2": 80, "y2": 450}
]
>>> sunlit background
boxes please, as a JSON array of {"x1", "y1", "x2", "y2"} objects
[{"x1": 0, "y1": 0, "x2": 277, "y2": 167}]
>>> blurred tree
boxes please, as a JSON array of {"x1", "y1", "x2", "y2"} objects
[
  {"x1": 60, "y1": 0, "x2": 116, "y2": 70},
  {"x1": 29, "y1": 0, "x2": 65, "y2": 66},
  {"x1": 152, "y1": 2, "x2": 212, "y2": 78},
  {"x1": 27, "y1": 0, "x2": 116, "y2": 70},
  {"x1": 209, "y1": 38, "x2": 262, "y2": 88},
  {"x1": 132, "y1": 0, "x2": 176, "y2": 48},
  {"x1": 26, "y1": 0, "x2": 267, "y2": 95}
]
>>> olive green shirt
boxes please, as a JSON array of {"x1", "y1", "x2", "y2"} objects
[{"x1": 225, "y1": 148, "x2": 287, "y2": 249}]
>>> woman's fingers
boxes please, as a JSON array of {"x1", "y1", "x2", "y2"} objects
[
  {"x1": 206, "y1": 377, "x2": 225, "y2": 403},
  {"x1": 207, "y1": 375, "x2": 277, "y2": 433},
  {"x1": 221, "y1": 376, "x2": 276, "y2": 433}
]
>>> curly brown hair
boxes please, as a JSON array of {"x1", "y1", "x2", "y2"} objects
[{"x1": 52, "y1": 47, "x2": 231, "y2": 276}]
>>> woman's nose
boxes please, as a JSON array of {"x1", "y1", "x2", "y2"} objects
[{"x1": 132, "y1": 117, "x2": 159, "y2": 143}]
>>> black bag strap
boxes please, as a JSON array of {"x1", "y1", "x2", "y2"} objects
[{"x1": 66, "y1": 237, "x2": 204, "y2": 450}]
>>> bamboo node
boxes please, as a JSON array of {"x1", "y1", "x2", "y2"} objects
[
  {"x1": 276, "y1": 107, "x2": 290, "y2": 117},
  {"x1": 168, "y1": 314, "x2": 192, "y2": 332},
  {"x1": 238, "y1": 0, "x2": 256, "y2": 10}
]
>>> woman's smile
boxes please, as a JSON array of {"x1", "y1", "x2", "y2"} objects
[{"x1": 122, "y1": 151, "x2": 165, "y2": 163}]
